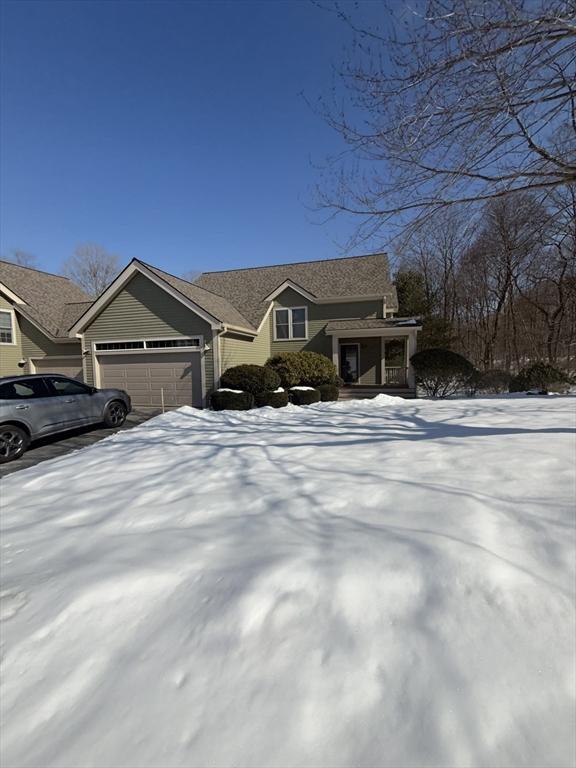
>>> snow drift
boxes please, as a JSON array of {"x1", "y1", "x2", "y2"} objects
[{"x1": 1, "y1": 395, "x2": 575, "y2": 768}]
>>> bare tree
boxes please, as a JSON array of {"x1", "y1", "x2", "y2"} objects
[
  {"x1": 3, "y1": 249, "x2": 39, "y2": 268},
  {"x1": 182, "y1": 270, "x2": 200, "y2": 283},
  {"x1": 316, "y1": 0, "x2": 576, "y2": 239},
  {"x1": 513, "y1": 184, "x2": 576, "y2": 363},
  {"x1": 62, "y1": 244, "x2": 121, "y2": 297},
  {"x1": 392, "y1": 190, "x2": 576, "y2": 371}
]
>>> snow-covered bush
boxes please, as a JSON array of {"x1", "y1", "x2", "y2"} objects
[
  {"x1": 316, "y1": 383, "x2": 339, "y2": 401},
  {"x1": 220, "y1": 364, "x2": 280, "y2": 395},
  {"x1": 410, "y1": 348, "x2": 475, "y2": 398},
  {"x1": 477, "y1": 369, "x2": 512, "y2": 393},
  {"x1": 254, "y1": 391, "x2": 289, "y2": 408},
  {"x1": 265, "y1": 351, "x2": 337, "y2": 388},
  {"x1": 210, "y1": 390, "x2": 254, "y2": 411},
  {"x1": 290, "y1": 388, "x2": 321, "y2": 406},
  {"x1": 509, "y1": 363, "x2": 569, "y2": 393}
]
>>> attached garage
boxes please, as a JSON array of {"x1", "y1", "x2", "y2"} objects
[
  {"x1": 97, "y1": 350, "x2": 203, "y2": 409},
  {"x1": 31, "y1": 356, "x2": 83, "y2": 380},
  {"x1": 71, "y1": 262, "x2": 236, "y2": 408}
]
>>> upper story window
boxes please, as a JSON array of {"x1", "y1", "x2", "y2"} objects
[
  {"x1": 274, "y1": 307, "x2": 307, "y2": 340},
  {"x1": 0, "y1": 310, "x2": 15, "y2": 345}
]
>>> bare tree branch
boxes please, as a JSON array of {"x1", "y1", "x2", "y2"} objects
[
  {"x1": 61, "y1": 244, "x2": 121, "y2": 298},
  {"x1": 314, "y1": 0, "x2": 576, "y2": 238}
]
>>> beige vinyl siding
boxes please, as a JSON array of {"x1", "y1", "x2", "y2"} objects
[
  {"x1": 82, "y1": 272, "x2": 215, "y2": 391},
  {"x1": 0, "y1": 294, "x2": 23, "y2": 376},
  {"x1": 220, "y1": 313, "x2": 272, "y2": 372},
  {"x1": 270, "y1": 288, "x2": 382, "y2": 358},
  {"x1": 19, "y1": 316, "x2": 81, "y2": 362}
]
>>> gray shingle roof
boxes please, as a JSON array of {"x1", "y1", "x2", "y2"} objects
[
  {"x1": 325, "y1": 318, "x2": 421, "y2": 332},
  {"x1": 142, "y1": 262, "x2": 255, "y2": 331},
  {"x1": 194, "y1": 253, "x2": 398, "y2": 328},
  {"x1": 0, "y1": 260, "x2": 91, "y2": 337},
  {"x1": 60, "y1": 302, "x2": 94, "y2": 333}
]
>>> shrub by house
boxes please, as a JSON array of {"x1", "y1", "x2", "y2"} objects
[
  {"x1": 266, "y1": 352, "x2": 338, "y2": 389},
  {"x1": 411, "y1": 348, "x2": 475, "y2": 398}
]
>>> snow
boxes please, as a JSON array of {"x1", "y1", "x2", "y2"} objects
[
  {"x1": 216, "y1": 387, "x2": 244, "y2": 394},
  {"x1": 290, "y1": 385, "x2": 317, "y2": 391},
  {"x1": 1, "y1": 395, "x2": 575, "y2": 768}
]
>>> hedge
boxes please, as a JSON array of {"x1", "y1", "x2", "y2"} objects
[
  {"x1": 266, "y1": 351, "x2": 337, "y2": 388},
  {"x1": 210, "y1": 390, "x2": 254, "y2": 411},
  {"x1": 220, "y1": 364, "x2": 280, "y2": 395},
  {"x1": 290, "y1": 388, "x2": 321, "y2": 406},
  {"x1": 254, "y1": 390, "x2": 289, "y2": 408},
  {"x1": 509, "y1": 362, "x2": 569, "y2": 393},
  {"x1": 316, "y1": 383, "x2": 339, "y2": 402},
  {"x1": 477, "y1": 369, "x2": 512, "y2": 393}
]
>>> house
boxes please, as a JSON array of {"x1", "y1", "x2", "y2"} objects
[
  {"x1": 0, "y1": 260, "x2": 91, "y2": 379},
  {"x1": 2, "y1": 253, "x2": 421, "y2": 408}
]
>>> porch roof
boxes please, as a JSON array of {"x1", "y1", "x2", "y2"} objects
[{"x1": 325, "y1": 317, "x2": 421, "y2": 334}]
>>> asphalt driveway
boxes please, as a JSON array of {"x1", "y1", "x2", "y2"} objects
[{"x1": 0, "y1": 410, "x2": 156, "y2": 478}]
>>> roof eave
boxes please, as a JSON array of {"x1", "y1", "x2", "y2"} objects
[
  {"x1": 0, "y1": 281, "x2": 26, "y2": 305},
  {"x1": 222, "y1": 324, "x2": 258, "y2": 337}
]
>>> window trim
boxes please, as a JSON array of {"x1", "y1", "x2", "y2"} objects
[
  {"x1": 0, "y1": 308, "x2": 17, "y2": 346},
  {"x1": 94, "y1": 336, "x2": 203, "y2": 353},
  {"x1": 273, "y1": 306, "x2": 308, "y2": 341}
]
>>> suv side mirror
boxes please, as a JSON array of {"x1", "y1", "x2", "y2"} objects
[{"x1": 90, "y1": 386, "x2": 98, "y2": 395}]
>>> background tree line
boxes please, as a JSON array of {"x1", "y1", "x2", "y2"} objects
[{"x1": 394, "y1": 186, "x2": 576, "y2": 372}]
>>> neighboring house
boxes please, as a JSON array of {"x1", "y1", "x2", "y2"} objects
[
  {"x1": 0, "y1": 261, "x2": 91, "y2": 379},
  {"x1": 69, "y1": 253, "x2": 420, "y2": 409}
]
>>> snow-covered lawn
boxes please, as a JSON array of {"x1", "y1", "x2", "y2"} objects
[{"x1": 1, "y1": 396, "x2": 575, "y2": 768}]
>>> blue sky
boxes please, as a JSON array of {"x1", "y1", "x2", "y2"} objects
[{"x1": 0, "y1": 0, "x2": 383, "y2": 277}]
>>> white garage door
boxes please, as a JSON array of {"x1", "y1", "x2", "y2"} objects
[
  {"x1": 32, "y1": 356, "x2": 84, "y2": 380},
  {"x1": 98, "y1": 352, "x2": 203, "y2": 409}
]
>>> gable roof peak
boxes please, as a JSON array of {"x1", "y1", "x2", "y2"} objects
[{"x1": 194, "y1": 251, "x2": 396, "y2": 328}]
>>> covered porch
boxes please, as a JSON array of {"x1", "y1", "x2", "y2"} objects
[{"x1": 325, "y1": 318, "x2": 421, "y2": 397}]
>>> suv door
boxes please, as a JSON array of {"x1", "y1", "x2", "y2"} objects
[
  {"x1": 43, "y1": 376, "x2": 101, "y2": 427},
  {"x1": 0, "y1": 377, "x2": 64, "y2": 437}
]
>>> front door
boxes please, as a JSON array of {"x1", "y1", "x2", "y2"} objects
[{"x1": 340, "y1": 343, "x2": 360, "y2": 383}]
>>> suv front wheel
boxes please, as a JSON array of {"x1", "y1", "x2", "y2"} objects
[
  {"x1": 103, "y1": 401, "x2": 127, "y2": 428},
  {"x1": 0, "y1": 425, "x2": 30, "y2": 464}
]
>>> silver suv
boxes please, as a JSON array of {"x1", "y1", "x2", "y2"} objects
[{"x1": 0, "y1": 374, "x2": 131, "y2": 463}]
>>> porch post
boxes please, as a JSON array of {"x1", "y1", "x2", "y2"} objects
[
  {"x1": 380, "y1": 336, "x2": 385, "y2": 386},
  {"x1": 406, "y1": 332, "x2": 417, "y2": 388},
  {"x1": 332, "y1": 335, "x2": 339, "y2": 375}
]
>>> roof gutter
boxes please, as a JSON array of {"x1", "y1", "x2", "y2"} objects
[{"x1": 222, "y1": 324, "x2": 258, "y2": 337}]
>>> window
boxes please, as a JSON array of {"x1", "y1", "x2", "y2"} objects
[
  {"x1": 45, "y1": 377, "x2": 92, "y2": 396},
  {"x1": 274, "y1": 307, "x2": 307, "y2": 340},
  {"x1": 145, "y1": 338, "x2": 200, "y2": 349},
  {"x1": 94, "y1": 338, "x2": 200, "y2": 351},
  {"x1": 0, "y1": 310, "x2": 15, "y2": 344},
  {"x1": 95, "y1": 341, "x2": 145, "y2": 351},
  {"x1": 0, "y1": 378, "x2": 50, "y2": 400}
]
